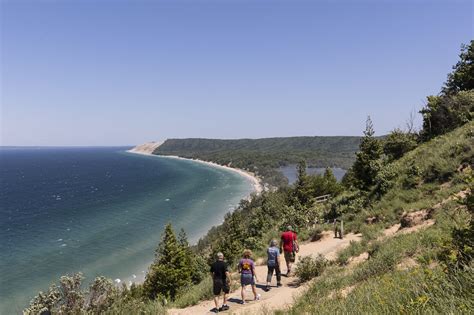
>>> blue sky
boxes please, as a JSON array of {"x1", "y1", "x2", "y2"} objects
[{"x1": 1, "y1": 0, "x2": 472, "y2": 146}]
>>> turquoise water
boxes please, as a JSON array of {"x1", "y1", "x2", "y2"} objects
[{"x1": 0, "y1": 147, "x2": 254, "y2": 314}]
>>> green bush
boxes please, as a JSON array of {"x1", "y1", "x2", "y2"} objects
[
  {"x1": 383, "y1": 129, "x2": 417, "y2": 161},
  {"x1": 295, "y1": 254, "x2": 328, "y2": 282}
]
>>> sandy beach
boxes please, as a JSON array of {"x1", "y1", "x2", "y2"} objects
[{"x1": 126, "y1": 147, "x2": 263, "y2": 195}]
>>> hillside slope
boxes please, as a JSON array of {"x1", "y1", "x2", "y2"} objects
[
  {"x1": 153, "y1": 136, "x2": 362, "y2": 186},
  {"x1": 167, "y1": 122, "x2": 473, "y2": 315}
]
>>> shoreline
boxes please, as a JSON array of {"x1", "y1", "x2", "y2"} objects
[
  {"x1": 121, "y1": 149, "x2": 263, "y2": 286},
  {"x1": 126, "y1": 150, "x2": 263, "y2": 195}
]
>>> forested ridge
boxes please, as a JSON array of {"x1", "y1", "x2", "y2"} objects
[{"x1": 154, "y1": 136, "x2": 362, "y2": 186}]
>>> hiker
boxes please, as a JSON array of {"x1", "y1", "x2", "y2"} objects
[
  {"x1": 210, "y1": 252, "x2": 231, "y2": 313},
  {"x1": 238, "y1": 249, "x2": 260, "y2": 304},
  {"x1": 280, "y1": 225, "x2": 299, "y2": 276},
  {"x1": 265, "y1": 239, "x2": 282, "y2": 291}
]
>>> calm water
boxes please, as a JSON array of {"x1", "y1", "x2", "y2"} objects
[
  {"x1": 0, "y1": 147, "x2": 254, "y2": 314},
  {"x1": 279, "y1": 165, "x2": 346, "y2": 184}
]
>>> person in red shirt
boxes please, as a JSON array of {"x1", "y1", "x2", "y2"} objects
[{"x1": 280, "y1": 225, "x2": 299, "y2": 276}]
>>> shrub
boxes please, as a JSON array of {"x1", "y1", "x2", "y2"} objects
[
  {"x1": 383, "y1": 129, "x2": 417, "y2": 161},
  {"x1": 373, "y1": 163, "x2": 397, "y2": 197},
  {"x1": 86, "y1": 276, "x2": 118, "y2": 313},
  {"x1": 295, "y1": 254, "x2": 328, "y2": 282},
  {"x1": 420, "y1": 90, "x2": 474, "y2": 140},
  {"x1": 24, "y1": 273, "x2": 85, "y2": 314}
]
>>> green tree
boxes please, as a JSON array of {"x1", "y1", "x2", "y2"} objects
[
  {"x1": 178, "y1": 228, "x2": 206, "y2": 284},
  {"x1": 420, "y1": 90, "x2": 474, "y2": 140},
  {"x1": 352, "y1": 117, "x2": 383, "y2": 190},
  {"x1": 294, "y1": 160, "x2": 312, "y2": 205},
  {"x1": 383, "y1": 128, "x2": 417, "y2": 161},
  {"x1": 443, "y1": 40, "x2": 474, "y2": 94},
  {"x1": 143, "y1": 223, "x2": 192, "y2": 300}
]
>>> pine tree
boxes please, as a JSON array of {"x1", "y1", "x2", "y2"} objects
[
  {"x1": 143, "y1": 223, "x2": 192, "y2": 300},
  {"x1": 294, "y1": 160, "x2": 312, "y2": 205},
  {"x1": 352, "y1": 116, "x2": 383, "y2": 190},
  {"x1": 323, "y1": 168, "x2": 341, "y2": 195}
]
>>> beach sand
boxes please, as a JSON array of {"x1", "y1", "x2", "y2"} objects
[{"x1": 126, "y1": 144, "x2": 263, "y2": 195}]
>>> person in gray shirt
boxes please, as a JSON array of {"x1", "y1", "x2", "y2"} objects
[{"x1": 265, "y1": 239, "x2": 282, "y2": 291}]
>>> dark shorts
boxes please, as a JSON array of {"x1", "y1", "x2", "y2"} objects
[
  {"x1": 213, "y1": 279, "x2": 230, "y2": 295},
  {"x1": 240, "y1": 273, "x2": 255, "y2": 286},
  {"x1": 284, "y1": 251, "x2": 296, "y2": 263}
]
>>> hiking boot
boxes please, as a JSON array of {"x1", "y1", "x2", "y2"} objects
[
  {"x1": 264, "y1": 286, "x2": 270, "y2": 292},
  {"x1": 211, "y1": 307, "x2": 219, "y2": 313},
  {"x1": 240, "y1": 300, "x2": 246, "y2": 305},
  {"x1": 220, "y1": 305, "x2": 229, "y2": 311},
  {"x1": 277, "y1": 283, "x2": 282, "y2": 287},
  {"x1": 255, "y1": 294, "x2": 261, "y2": 301}
]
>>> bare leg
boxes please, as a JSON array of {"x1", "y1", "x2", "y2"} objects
[
  {"x1": 241, "y1": 286, "x2": 245, "y2": 303},
  {"x1": 252, "y1": 285, "x2": 257, "y2": 299},
  {"x1": 213, "y1": 295, "x2": 219, "y2": 308},
  {"x1": 223, "y1": 293, "x2": 228, "y2": 306}
]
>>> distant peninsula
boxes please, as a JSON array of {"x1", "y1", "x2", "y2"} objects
[{"x1": 131, "y1": 136, "x2": 362, "y2": 186}]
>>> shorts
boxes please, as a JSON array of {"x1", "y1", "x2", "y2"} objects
[
  {"x1": 240, "y1": 273, "x2": 255, "y2": 286},
  {"x1": 213, "y1": 279, "x2": 230, "y2": 295},
  {"x1": 284, "y1": 251, "x2": 296, "y2": 263}
]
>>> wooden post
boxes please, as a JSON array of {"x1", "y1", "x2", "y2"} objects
[{"x1": 340, "y1": 220, "x2": 344, "y2": 239}]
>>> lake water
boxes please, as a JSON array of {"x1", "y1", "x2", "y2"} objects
[
  {"x1": 0, "y1": 147, "x2": 254, "y2": 314},
  {"x1": 279, "y1": 165, "x2": 347, "y2": 184}
]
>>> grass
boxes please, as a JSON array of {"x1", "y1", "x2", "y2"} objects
[{"x1": 283, "y1": 196, "x2": 472, "y2": 314}]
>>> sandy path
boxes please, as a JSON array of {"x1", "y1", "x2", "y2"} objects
[{"x1": 168, "y1": 232, "x2": 361, "y2": 315}]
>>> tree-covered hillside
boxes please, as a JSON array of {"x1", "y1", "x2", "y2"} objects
[{"x1": 153, "y1": 136, "x2": 362, "y2": 186}]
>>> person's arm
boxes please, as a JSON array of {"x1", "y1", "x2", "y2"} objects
[
  {"x1": 294, "y1": 233, "x2": 299, "y2": 252},
  {"x1": 252, "y1": 261, "x2": 258, "y2": 282},
  {"x1": 280, "y1": 235, "x2": 284, "y2": 253},
  {"x1": 276, "y1": 248, "x2": 281, "y2": 265},
  {"x1": 225, "y1": 270, "x2": 231, "y2": 285},
  {"x1": 225, "y1": 264, "x2": 232, "y2": 285}
]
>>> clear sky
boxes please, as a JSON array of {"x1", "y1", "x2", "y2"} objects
[{"x1": 1, "y1": 0, "x2": 472, "y2": 146}]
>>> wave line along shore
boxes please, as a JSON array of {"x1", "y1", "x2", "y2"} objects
[{"x1": 126, "y1": 143, "x2": 263, "y2": 195}]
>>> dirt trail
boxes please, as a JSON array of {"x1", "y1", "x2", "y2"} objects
[{"x1": 168, "y1": 232, "x2": 361, "y2": 315}]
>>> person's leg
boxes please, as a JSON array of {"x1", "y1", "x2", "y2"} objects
[
  {"x1": 284, "y1": 251, "x2": 291, "y2": 274},
  {"x1": 266, "y1": 266, "x2": 273, "y2": 289},
  {"x1": 276, "y1": 264, "x2": 282, "y2": 286},
  {"x1": 252, "y1": 284, "x2": 258, "y2": 299},
  {"x1": 241, "y1": 285, "x2": 246, "y2": 303},
  {"x1": 221, "y1": 281, "x2": 230, "y2": 309},
  {"x1": 212, "y1": 280, "x2": 221, "y2": 310}
]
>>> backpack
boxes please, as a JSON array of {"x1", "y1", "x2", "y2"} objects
[{"x1": 292, "y1": 232, "x2": 299, "y2": 254}]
